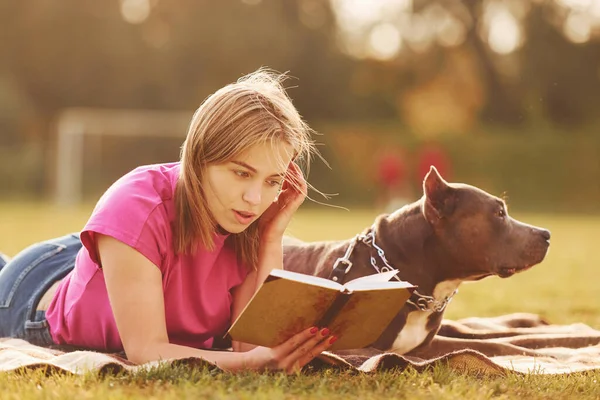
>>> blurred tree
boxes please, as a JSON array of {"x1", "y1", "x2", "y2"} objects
[
  {"x1": 336, "y1": 0, "x2": 600, "y2": 132},
  {"x1": 1, "y1": 0, "x2": 600, "y2": 140},
  {"x1": 459, "y1": 0, "x2": 524, "y2": 125},
  {"x1": 0, "y1": 0, "x2": 369, "y2": 140},
  {"x1": 522, "y1": 2, "x2": 600, "y2": 127}
]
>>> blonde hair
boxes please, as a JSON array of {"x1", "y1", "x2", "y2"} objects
[{"x1": 174, "y1": 68, "x2": 318, "y2": 269}]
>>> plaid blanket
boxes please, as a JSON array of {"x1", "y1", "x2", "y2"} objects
[{"x1": 1, "y1": 314, "x2": 599, "y2": 376}]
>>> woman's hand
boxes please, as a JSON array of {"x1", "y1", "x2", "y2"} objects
[
  {"x1": 241, "y1": 327, "x2": 336, "y2": 373},
  {"x1": 258, "y1": 162, "x2": 307, "y2": 242}
]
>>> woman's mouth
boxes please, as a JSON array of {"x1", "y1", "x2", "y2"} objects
[{"x1": 233, "y1": 210, "x2": 256, "y2": 225}]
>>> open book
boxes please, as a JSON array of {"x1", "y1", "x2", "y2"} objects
[{"x1": 227, "y1": 269, "x2": 416, "y2": 351}]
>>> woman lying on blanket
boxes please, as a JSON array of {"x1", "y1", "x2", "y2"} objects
[{"x1": 0, "y1": 69, "x2": 335, "y2": 373}]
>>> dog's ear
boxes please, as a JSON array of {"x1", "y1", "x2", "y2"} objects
[{"x1": 423, "y1": 166, "x2": 455, "y2": 223}]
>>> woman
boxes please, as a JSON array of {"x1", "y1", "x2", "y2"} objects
[{"x1": 0, "y1": 69, "x2": 335, "y2": 373}]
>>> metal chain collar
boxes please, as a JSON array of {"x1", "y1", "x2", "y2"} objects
[{"x1": 331, "y1": 226, "x2": 458, "y2": 313}]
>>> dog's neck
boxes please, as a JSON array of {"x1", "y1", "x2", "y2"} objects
[{"x1": 351, "y1": 200, "x2": 463, "y2": 298}]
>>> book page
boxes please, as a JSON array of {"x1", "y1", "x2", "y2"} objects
[
  {"x1": 347, "y1": 280, "x2": 416, "y2": 291},
  {"x1": 273, "y1": 268, "x2": 342, "y2": 291},
  {"x1": 345, "y1": 269, "x2": 407, "y2": 290}
]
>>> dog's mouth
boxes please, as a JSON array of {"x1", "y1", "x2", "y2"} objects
[{"x1": 496, "y1": 264, "x2": 534, "y2": 278}]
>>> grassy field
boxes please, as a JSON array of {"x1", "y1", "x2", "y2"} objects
[{"x1": 1, "y1": 202, "x2": 599, "y2": 399}]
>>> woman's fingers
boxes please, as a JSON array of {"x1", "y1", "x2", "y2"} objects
[
  {"x1": 293, "y1": 333, "x2": 337, "y2": 372},
  {"x1": 257, "y1": 163, "x2": 308, "y2": 238},
  {"x1": 273, "y1": 326, "x2": 320, "y2": 356},
  {"x1": 275, "y1": 328, "x2": 337, "y2": 374},
  {"x1": 266, "y1": 326, "x2": 339, "y2": 373},
  {"x1": 279, "y1": 165, "x2": 307, "y2": 210},
  {"x1": 285, "y1": 162, "x2": 307, "y2": 196},
  {"x1": 279, "y1": 328, "x2": 329, "y2": 368}
]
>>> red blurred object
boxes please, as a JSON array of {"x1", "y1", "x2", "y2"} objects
[
  {"x1": 417, "y1": 143, "x2": 451, "y2": 182},
  {"x1": 377, "y1": 152, "x2": 406, "y2": 188}
]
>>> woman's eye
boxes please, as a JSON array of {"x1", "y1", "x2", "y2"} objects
[
  {"x1": 268, "y1": 180, "x2": 282, "y2": 187},
  {"x1": 234, "y1": 170, "x2": 250, "y2": 178}
]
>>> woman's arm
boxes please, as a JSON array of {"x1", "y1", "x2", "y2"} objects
[
  {"x1": 97, "y1": 234, "x2": 254, "y2": 370},
  {"x1": 230, "y1": 269, "x2": 259, "y2": 352},
  {"x1": 230, "y1": 238, "x2": 283, "y2": 352},
  {"x1": 98, "y1": 233, "x2": 333, "y2": 373}
]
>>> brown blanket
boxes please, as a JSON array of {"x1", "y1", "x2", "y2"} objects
[{"x1": 2, "y1": 314, "x2": 599, "y2": 376}]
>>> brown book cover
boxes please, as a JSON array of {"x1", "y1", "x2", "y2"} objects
[{"x1": 227, "y1": 269, "x2": 416, "y2": 351}]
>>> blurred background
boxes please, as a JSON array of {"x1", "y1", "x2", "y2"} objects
[
  {"x1": 1, "y1": 0, "x2": 599, "y2": 211},
  {"x1": 1, "y1": 0, "x2": 599, "y2": 325}
]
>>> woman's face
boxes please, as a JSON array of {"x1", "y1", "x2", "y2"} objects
[{"x1": 202, "y1": 141, "x2": 294, "y2": 234}]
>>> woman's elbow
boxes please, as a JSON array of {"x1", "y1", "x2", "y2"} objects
[{"x1": 123, "y1": 340, "x2": 165, "y2": 365}]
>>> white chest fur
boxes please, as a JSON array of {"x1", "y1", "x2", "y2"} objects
[
  {"x1": 389, "y1": 310, "x2": 433, "y2": 354},
  {"x1": 388, "y1": 279, "x2": 462, "y2": 354}
]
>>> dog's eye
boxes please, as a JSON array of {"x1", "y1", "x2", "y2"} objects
[{"x1": 497, "y1": 208, "x2": 506, "y2": 218}]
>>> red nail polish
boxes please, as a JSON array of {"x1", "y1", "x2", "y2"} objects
[
  {"x1": 310, "y1": 327, "x2": 318, "y2": 334},
  {"x1": 329, "y1": 336, "x2": 338, "y2": 344},
  {"x1": 321, "y1": 328, "x2": 330, "y2": 337}
]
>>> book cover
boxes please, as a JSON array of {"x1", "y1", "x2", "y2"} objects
[{"x1": 227, "y1": 269, "x2": 416, "y2": 351}]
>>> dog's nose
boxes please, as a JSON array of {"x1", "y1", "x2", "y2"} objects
[{"x1": 539, "y1": 229, "x2": 551, "y2": 241}]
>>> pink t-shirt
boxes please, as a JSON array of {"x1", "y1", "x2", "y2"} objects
[{"x1": 46, "y1": 162, "x2": 248, "y2": 352}]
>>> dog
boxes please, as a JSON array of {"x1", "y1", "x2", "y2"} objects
[{"x1": 283, "y1": 166, "x2": 551, "y2": 358}]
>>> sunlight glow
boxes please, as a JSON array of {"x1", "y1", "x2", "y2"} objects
[
  {"x1": 120, "y1": 0, "x2": 151, "y2": 25},
  {"x1": 332, "y1": 0, "x2": 383, "y2": 29},
  {"x1": 332, "y1": 0, "x2": 413, "y2": 59},
  {"x1": 332, "y1": 0, "x2": 412, "y2": 28},
  {"x1": 488, "y1": 8, "x2": 521, "y2": 54},
  {"x1": 435, "y1": 9, "x2": 466, "y2": 47},
  {"x1": 335, "y1": 31, "x2": 367, "y2": 59},
  {"x1": 403, "y1": 13, "x2": 434, "y2": 53},
  {"x1": 563, "y1": 12, "x2": 592, "y2": 43},
  {"x1": 368, "y1": 22, "x2": 402, "y2": 60},
  {"x1": 556, "y1": 0, "x2": 593, "y2": 11},
  {"x1": 591, "y1": 0, "x2": 600, "y2": 19}
]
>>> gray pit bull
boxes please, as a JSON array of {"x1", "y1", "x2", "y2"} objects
[{"x1": 283, "y1": 166, "x2": 551, "y2": 358}]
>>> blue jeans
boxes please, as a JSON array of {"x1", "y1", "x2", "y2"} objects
[{"x1": 0, "y1": 233, "x2": 81, "y2": 346}]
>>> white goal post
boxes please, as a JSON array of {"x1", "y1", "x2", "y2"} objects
[{"x1": 54, "y1": 107, "x2": 194, "y2": 206}]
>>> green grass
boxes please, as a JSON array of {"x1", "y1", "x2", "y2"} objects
[{"x1": 1, "y1": 202, "x2": 600, "y2": 399}]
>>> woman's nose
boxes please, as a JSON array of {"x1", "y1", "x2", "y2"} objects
[{"x1": 242, "y1": 184, "x2": 262, "y2": 206}]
